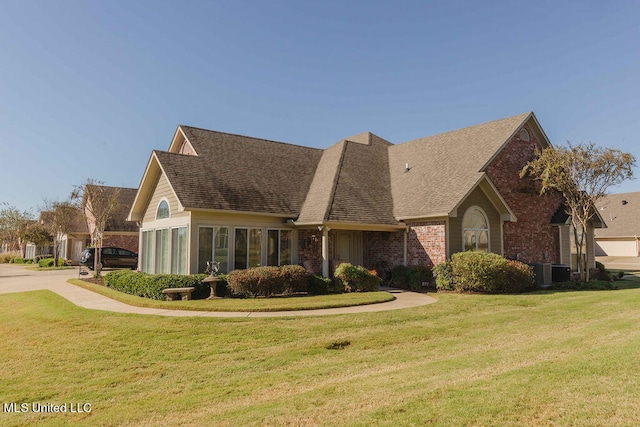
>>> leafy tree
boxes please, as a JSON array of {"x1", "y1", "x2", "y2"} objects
[
  {"x1": 41, "y1": 200, "x2": 78, "y2": 267},
  {"x1": 20, "y1": 222, "x2": 53, "y2": 250},
  {"x1": 521, "y1": 142, "x2": 635, "y2": 281},
  {"x1": 71, "y1": 179, "x2": 122, "y2": 275},
  {"x1": 0, "y1": 206, "x2": 33, "y2": 255}
]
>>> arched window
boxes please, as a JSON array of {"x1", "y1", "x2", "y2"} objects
[
  {"x1": 156, "y1": 200, "x2": 170, "y2": 219},
  {"x1": 463, "y1": 207, "x2": 489, "y2": 252}
]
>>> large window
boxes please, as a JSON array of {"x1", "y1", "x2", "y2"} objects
[
  {"x1": 142, "y1": 230, "x2": 154, "y2": 273},
  {"x1": 198, "y1": 226, "x2": 229, "y2": 273},
  {"x1": 267, "y1": 229, "x2": 292, "y2": 266},
  {"x1": 141, "y1": 226, "x2": 188, "y2": 274},
  {"x1": 235, "y1": 228, "x2": 262, "y2": 269},
  {"x1": 155, "y1": 229, "x2": 170, "y2": 273},
  {"x1": 171, "y1": 227, "x2": 187, "y2": 275},
  {"x1": 463, "y1": 207, "x2": 489, "y2": 252}
]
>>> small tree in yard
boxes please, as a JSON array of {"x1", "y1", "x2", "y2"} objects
[
  {"x1": 71, "y1": 179, "x2": 122, "y2": 276},
  {"x1": 521, "y1": 142, "x2": 635, "y2": 281},
  {"x1": 20, "y1": 222, "x2": 53, "y2": 254},
  {"x1": 41, "y1": 200, "x2": 78, "y2": 267},
  {"x1": 0, "y1": 206, "x2": 33, "y2": 255}
]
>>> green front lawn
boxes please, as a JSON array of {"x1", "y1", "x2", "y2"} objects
[{"x1": 2, "y1": 284, "x2": 640, "y2": 425}]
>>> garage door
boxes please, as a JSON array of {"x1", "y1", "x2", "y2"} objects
[{"x1": 595, "y1": 240, "x2": 638, "y2": 257}]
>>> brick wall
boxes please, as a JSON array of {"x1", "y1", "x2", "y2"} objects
[
  {"x1": 363, "y1": 230, "x2": 405, "y2": 268},
  {"x1": 363, "y1": 221, "x2": 446, "y2": 269},
  {"x1": 484, "y1": 126, "x2": 562, "y2": 263},
  {"x1": 103, "y1": 235, "x2": 139, "y2": 253},
  {"x1": 407, "y1": 221, "x2": 447, "y2": 266}
]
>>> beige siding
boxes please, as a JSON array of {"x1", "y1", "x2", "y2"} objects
[
  {"x1": 142, "y1": 173, "x2": 184, "y2": 224},
  {"x1": 449, "y1": 186, "x2": 502, "y2": 256}
]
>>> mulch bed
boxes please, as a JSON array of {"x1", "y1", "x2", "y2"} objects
[{"x1": 82, "y1": 277, "x2": 105, "y2": 286}]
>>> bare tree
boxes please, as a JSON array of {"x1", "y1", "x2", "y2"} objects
[
  {"x1": 521, "y1": 142, "x2": 635, "y2": 281},
  {"x1": 71, "y1": 179, "x2": 122, "y2": 275}
]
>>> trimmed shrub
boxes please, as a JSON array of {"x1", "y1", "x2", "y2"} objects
[
  {"x1": 391, "y1": 265, "x2": 433, "y2": 291},
  {"x1": 435, "y1": 252, "x2": 535, "y2": 294},
  {"x1": 593, "y1": 261, "x2": 612, "y2": 281},
  {"x1": 433, "y1": 261, "x2": 454, "y2": 291},
  {"x1": 226, "y1": 265, "x2": 311, "y2": 297},
  {"x1": 104, "y1": 270, "x2": 209, "y2": 300},
  {"x1": 38, "y1": 258, "x2": 65, "y2": 268},
  {"x1": 12, "y1": 257, "x2": 28, "y2": 264},
  {"x1": 334, "y1": 263, "x2": 380, "y2": 292},
  {"x1": 307, "y1": 275, "x2": 332, "y2": 295}
]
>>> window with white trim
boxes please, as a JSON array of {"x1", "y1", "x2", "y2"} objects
[
  {"x1": 463, "y1": 207, "x2": 489, "y2": 252},
  {"x1": 197, "y1": 226, "x2": 229, "y2": 273},
  {"x1": 156, "y1": 200, "x2": 170, "y2": 219},
  {"x1": 267, "y1": 229, "x2": 292, "y2": 266}
]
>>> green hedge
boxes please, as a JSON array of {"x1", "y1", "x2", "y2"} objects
[
  {"x1": 38, "y1": 258, "x2": 65, "y2": 268},
  {"x1": 391, "y1": 265, "x2": 433, "y2": 291},
  {"x1": 104, "y1": 270, "x2": 209, "y2": 300},
  {"x1": 434, "y1": 252, "x2": 535, "y2": 294},
  {"x1": 334, "y1": 263, "x2": 380, "y2": 292},
  {"x1": 226, "y1": 265, "x2": 309, "y2": 297}
]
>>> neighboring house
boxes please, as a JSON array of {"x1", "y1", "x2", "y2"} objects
[
  {"x1": 30, "y1": 186, "x2": 140, "y2": 264},
  {"x1": 595, "y1": 192, "x2": 640, "y2": 257},
  {"x1": 128, "y1": 112, "x2": 602, "y2": 277},
  {"x1": 82, "y1": 185, "x2": 140, "y2": 254}
]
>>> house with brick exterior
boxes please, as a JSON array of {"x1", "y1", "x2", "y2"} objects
[{"x1": 127, "y1": 112, "x2": 600, "y2": 277}]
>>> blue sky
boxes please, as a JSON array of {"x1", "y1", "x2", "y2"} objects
[{"x1": 1, "y1": 1, "x2": 639, "y2": 213}]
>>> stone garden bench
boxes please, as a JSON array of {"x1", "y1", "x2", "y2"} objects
[{"x1": 162, "y1": 287, "x2": 195, "y2": 301}]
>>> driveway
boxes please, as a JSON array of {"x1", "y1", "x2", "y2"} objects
[
  {"x1": 0, "y1": 264, "x2": 437, "y2": 317},
  {"x1": 596, "y1": 256, "x2": 640, "y2": 271}
]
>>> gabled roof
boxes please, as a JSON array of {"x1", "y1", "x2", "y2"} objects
[
  {"x1": 390, "y1": 112, "x2": 538, "y2": 219},
  {"x1": 297, "y1": 132, "x2": 398, "y2": 226},
  {"x1": 130, "y1": 127, "x2": 323, "y2": 219},
  {"x1": 130, "y1": 112, "x2": 544, "y2": 227},
  {"x1": 595, "y1": 192, "x2": 640, "y2": 237}
]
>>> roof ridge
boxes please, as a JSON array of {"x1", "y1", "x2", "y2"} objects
[
  {"x1": 323, "y1": 141, "x2": 348, "y2": 221},
  {"x1": 400, "y1": 112, "x2": 532, "y2": 146},
  {"x1": 179, "y1": 125, "x2": 323, "y2": 152}
]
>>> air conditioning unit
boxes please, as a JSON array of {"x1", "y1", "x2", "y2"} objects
[{"x1": 530, "y1": 262, "x2": 553, "y2": 287}]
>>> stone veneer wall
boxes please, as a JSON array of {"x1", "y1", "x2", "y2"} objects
[{"x1": 484, "y1": 125, "x2": 562, "y2": 263}]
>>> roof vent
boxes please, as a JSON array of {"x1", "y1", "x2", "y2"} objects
[
  {"x1": 622, "y1": 200, "x2": 628, "y2": 205},
  {"x1": 405, "y1": 162, "x2": 411, "y2": 172}
]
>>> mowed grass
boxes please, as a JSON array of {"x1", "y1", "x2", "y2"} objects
[
  {"x1": 2, "y1": 286, "x2": 640, "y2": 426},
  {"x1": 68, "y1": 279, "x2": 395, "y2": 312}
]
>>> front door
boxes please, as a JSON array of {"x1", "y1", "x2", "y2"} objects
[{"x1": 333, "y1": 231, "x2": 363, "y2": 268}]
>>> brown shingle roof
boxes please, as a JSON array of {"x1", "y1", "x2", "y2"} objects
[
  {"x1": 298, "y1": 132, "x2": 397, "y2": 225},
  {"x1": 595, "y1": 192, "x2": 640, "y2": 237},
  {"x1": 390, "y1": 113, "x2": 531, "y2": 218},
  {"x1": 160, "y1": 127, "x2": 323, "y2": 215},
  {"x1": 103, "y1": 187, "x2": 139, "y2": 232}
]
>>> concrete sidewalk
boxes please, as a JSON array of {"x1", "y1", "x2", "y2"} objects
[{"x1": 0, "y1": 264, "x2": 437, "y2": 318}]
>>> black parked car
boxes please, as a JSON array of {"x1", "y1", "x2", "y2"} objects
[{"x1": 80, "y1": 247, "x2": 138, "y2": 270}]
